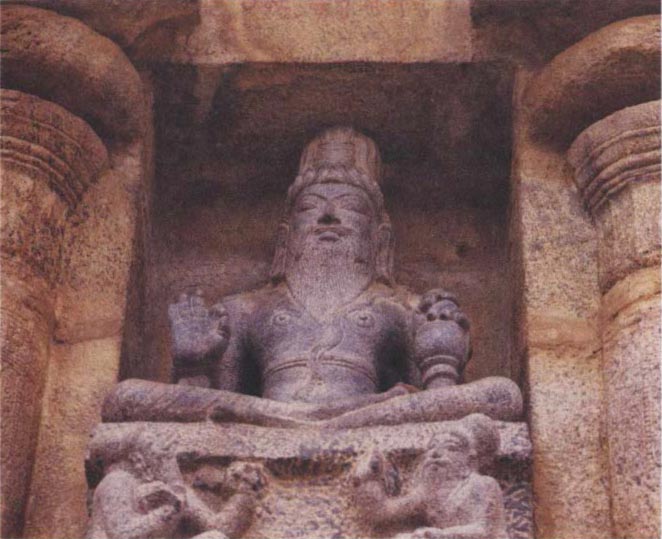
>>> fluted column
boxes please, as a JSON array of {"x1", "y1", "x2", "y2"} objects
[
  {"x1": 567, "y1": 100, "x2": 661, "y2": 539},
  {"x1": 0, "y1": 90, "x2": 107, "y2": 538}
]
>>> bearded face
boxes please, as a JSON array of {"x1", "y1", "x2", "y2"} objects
[
  {"x1": 288, "y1": 182, "x2": 377, "y2": 262},
  {"x1": 421, "y1": 432, "x2": 474, "y2": 483},
  {"x1": 283, "y1": 182, "x2": 380, "y2": 318}
]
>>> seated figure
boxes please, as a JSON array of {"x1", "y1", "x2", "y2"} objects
[
  {"x1": 103, "y1": 127, "x2": 522, "y2": 428},
  {"x1": 86, "y1": 430, "x2": 267, "y2": 539},
  {"x1": 352, "y1": 414, "x2": 509, "y2": 539}
]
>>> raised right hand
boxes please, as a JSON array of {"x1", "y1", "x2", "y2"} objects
[{"x1": 168, "y1": 290, "x2": 230, "y2": 363}]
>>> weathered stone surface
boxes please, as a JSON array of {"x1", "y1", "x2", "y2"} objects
[
  {"x1": 22, "y1": 337, "x2": 123, "y2": 539},
  {"x1": 1, "y1": 3, "x2": 658, "y2": 538},
  {"x1": 137, "y1": 0, "x2": 473, "y2": 64},
  {"x1": 510, "y1": 71, "x2": 611, "y2": 539},
  {"x1": 10, "y1": 0, "x2": 199, "y2": 49},
  {"x1": 1, "y1": 5, "x2": 147, "y2": 141},
  {"x1": 86, "y1": 419, "x2": 532, "y2": 539},
  {"x1": 10, "y1": 0, "x2": 661, "y2": 67},
  {"x1": 22, "y1": 135, "x2": 154, "y2": 539},
  {"x1": 526, "y1": 347, "x2": 610, "y2": 539},
  {"x1": 601, "y1": 287, "x2": 661, "y2": 539},
  {"x1": 0, "y1": 90, "x2": 107, "y2": 539},
  {"x1": 0, "y1": 11, "x2": 152, "y2": 535},
  {"x1": 523, "y1": 15, "x2": 660, "y2": 149},
  {"x1": 567, "y1": 100, "x2": 661, "y2": 292},
  {"x1": 568, "y1": 101, "x2": 661, "y2": 539},
  {"x1": 352, "y1": 415, "x2": 509, "y2": 539},
  {"x1": 90, "y1": 127, "x2": 525, "y2": 538},
  {"x1": 139, "y1": 61, "x2": 515, "y2": 388},
  {"x1": 114, "y1": 128, "x2": 522, "y2": 431},
  {"x1": 471, "y1": 0, "x2": 660, "y2": 65},
  {"x1": 0, "y1": 90, "x2": 108, "y2": 277},
  {"x1": 14, "y1": 63, "x2": 153, "y2": 536}
]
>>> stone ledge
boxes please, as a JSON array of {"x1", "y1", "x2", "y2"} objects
[
  {"x1": 86, "y1": 419, "x2": 532, "y2": 539},
  {"x1": 87, "y1": 419, "x2": 531, "y2": 473}
]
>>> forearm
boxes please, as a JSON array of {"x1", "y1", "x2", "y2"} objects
[
  {"x1": 214, "y1": 493, "x2": 256, "y2": 538},
  {"x1": 382, "y1": 492, "x2": 424, "y2": 524},
  {"x1": 184, "y1": 490, "x2": 221, "y2": 532},
  {"x1": 357, "y1": 484, "x2": 422, "y2": 526}
]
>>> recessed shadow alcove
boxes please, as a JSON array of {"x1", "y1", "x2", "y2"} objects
[{"x1": 121, "y1": 62, "x2": 516, "y2": 389}]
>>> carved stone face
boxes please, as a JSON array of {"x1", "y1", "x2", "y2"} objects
[
  {"x1": 290, "y1": 182, "x2": 376, "y2": 245},
  {"x1": 422, "y1": 432, "x2": 473, "y2": 479},
  {"x1": 286, "y1": 182, "x2": 378, "y2": 272}
]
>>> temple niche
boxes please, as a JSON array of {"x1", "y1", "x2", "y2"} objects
[{"x1": 0, "y1": 3, "x2": 660, "y2": 539}]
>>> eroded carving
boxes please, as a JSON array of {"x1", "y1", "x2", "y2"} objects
[
  {"x1": 352, "y1": 414, "x2": 509, "y2": 539},
  {"x1": 103, "y1": 127, "x2": 522, "y2": 429},
  {"x1": 86, "y1": 432, "x2": 267, "y2": 539}
]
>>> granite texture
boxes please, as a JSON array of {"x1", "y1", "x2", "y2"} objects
[
  {"x1": 524, "y1": 15, "x2": 660, "y2": 149},
  {"x1": 0, "y1": 3, "x2": 659, "y2": 538},
  {"x1": 1, "y1": 5, "x2": 147, "y2": 142},
  {"x1": 568, "y1": 100, "x2": 661, "y2": 292},
  {"x1": 568, "y1": 101, "x2": 661, "y2": 539},
  {"x1": 86, "y1": 419, "x2": 532, "y2": 539},
  {"x1": 510, "y1": 72, "x2": 612, "y2": 539},
  {"x1": 0, "y1": 90, "x2": 107, "y2": 539}
]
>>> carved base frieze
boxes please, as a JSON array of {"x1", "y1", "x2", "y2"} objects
[{"x1": 86, "y1": 420, "x2": 532, "y2": 539}]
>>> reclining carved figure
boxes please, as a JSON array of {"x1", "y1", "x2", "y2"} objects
[{"x1": 103, "y1": 127, "x2": 522, "y2": 429}]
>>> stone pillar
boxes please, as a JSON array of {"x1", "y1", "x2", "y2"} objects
[
  {"x1": 567, "y1": 100, "x2": 661, "y2": 539},
  {"x1": 0, "y1": 89, "x2": 107, "y2": 538}
]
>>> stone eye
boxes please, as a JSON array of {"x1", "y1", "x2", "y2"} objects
[{"x1": 272, "y1": 312, "x2": 292, "y2": 326}]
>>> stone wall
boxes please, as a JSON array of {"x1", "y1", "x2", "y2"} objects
[{"x1": 1, "y1": 2, "x2": 660, "y2": 539}]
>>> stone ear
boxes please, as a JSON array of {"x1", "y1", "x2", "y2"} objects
[
  {"x1": 269, "y1": 222, "x2": 290, "y2": 282},
  {"x1": 376, "y1": 223, "x2": 394, "y2": 284}
]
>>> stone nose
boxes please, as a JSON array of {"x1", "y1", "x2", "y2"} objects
[{"x1": 317, "y1": 204, "x2": 341, "y2": 225}]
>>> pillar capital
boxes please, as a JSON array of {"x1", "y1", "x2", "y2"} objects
[
  {"x1": 523, "y1": 15, "x2": 659, "y2": 150},
  {"x1": 567, "y1": 100, "x2": 660, "y2": 293},
  {"x1": 567, "y1": 100, "x2": 660, "y2": 539},
  {"x1": 1, "y1": 90, "x2": 108, "y2": 209},
  {"x1": 567, "y1": 100, "x2": 660, "y2": 216},
  {"x1": 1, "y1": 89, "x2": 108, "y2": 282}
]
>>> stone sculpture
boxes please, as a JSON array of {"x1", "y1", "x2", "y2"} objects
[
  {"x1": 87, "y1": 127, "x2": 529, "y2": 539},
  {"x1": 103, "y1": 127, "x2": 522, "y2": 429},
  {"x1": 352, "y1": 414, "x2": 509, "y2": 539},
  {"x1": 86, "y1": 430, "x2": 267, "y2": 539}
]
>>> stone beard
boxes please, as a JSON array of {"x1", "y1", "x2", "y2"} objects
[
  {"x1": 94, "y1": 125, "x2": 525, "y2": 539},
  {"x1": 111, "y1": 125, "x2": 522, "y2": 425},
  {"x1": 284, "y1": 203, "x2": 377, "y2": 321}
]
